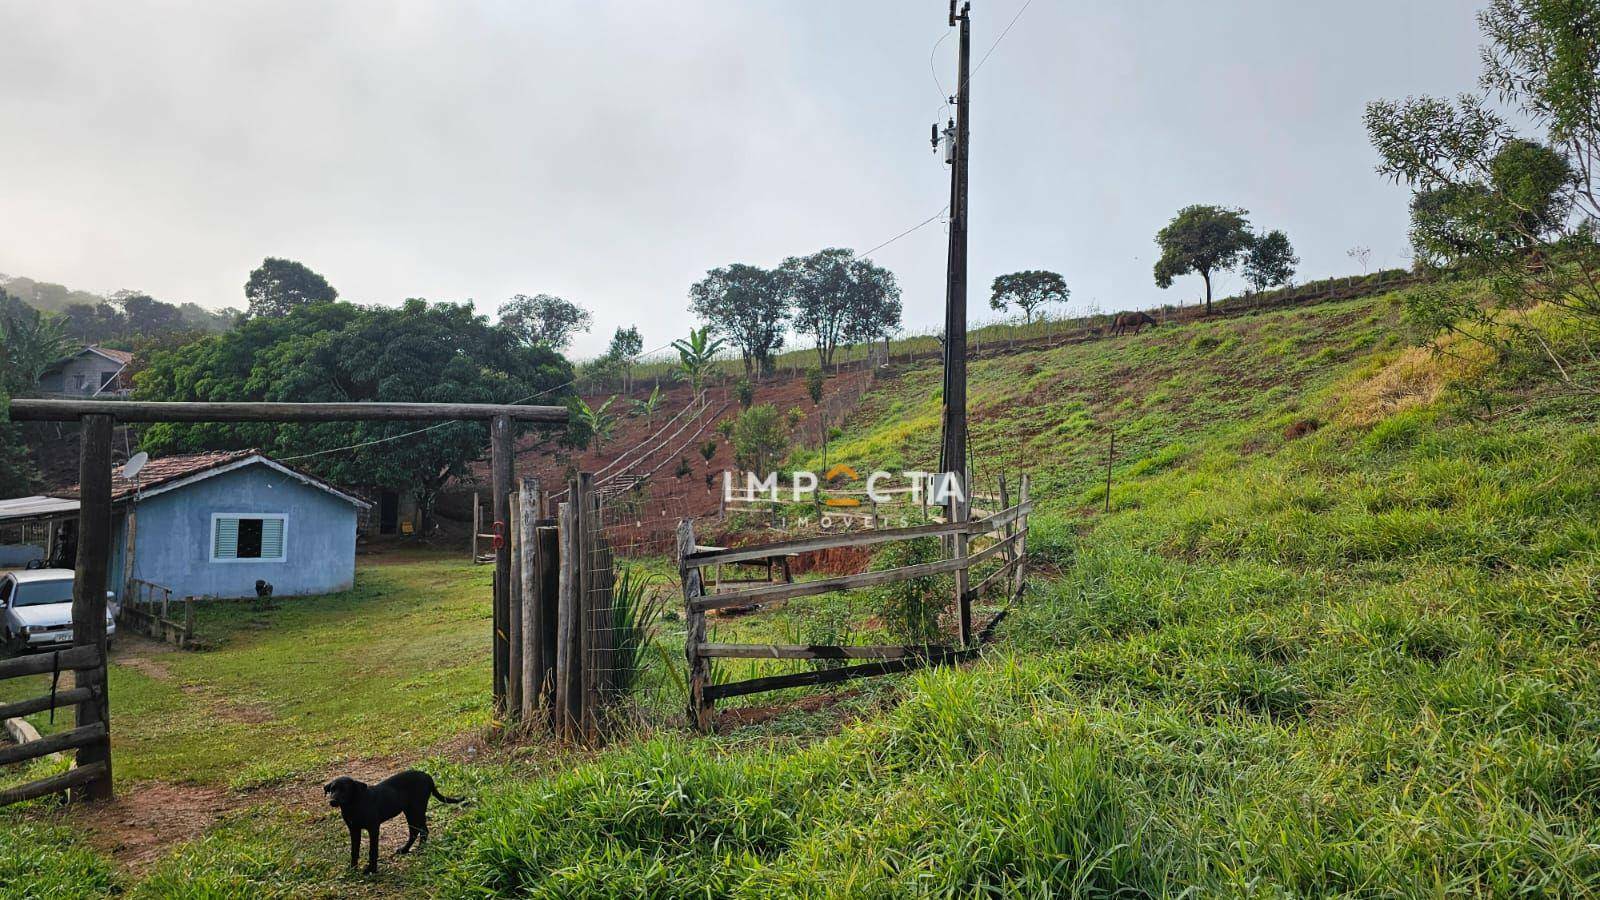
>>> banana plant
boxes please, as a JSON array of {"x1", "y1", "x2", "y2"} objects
[
  {"x1": 631, "y1": 383, "x2": 664, "y2": 427},
  {"x1": 574, "y1": 395, "x2": 618, "y2": 452},
  {"x1": 672, "y1": 326, "x2": 725, "y2": 397}
]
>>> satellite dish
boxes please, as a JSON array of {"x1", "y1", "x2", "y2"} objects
[{"x1": 122, "y1": 452, "x2": 149, "y2": 481}]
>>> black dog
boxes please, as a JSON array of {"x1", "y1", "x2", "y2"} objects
[{"x1": 324, "y1": 770, "x2": 463, "y2": 874}]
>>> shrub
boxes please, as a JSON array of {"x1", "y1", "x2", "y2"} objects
[
  {"x1": 785, "y1": 406, "x2": 806, "y2": 430},
  {"x1": 732, "y1": 404, "x2": 789, "y2": 473},
  {"x1": 805, "y1": 367, "x2": 825, "y2": 405},
  {"x1": 735, "y1": 377, "x2": 755, "y2": 409},
  {"x1": 872, "y1": 536, "x2": 953, "y2": 644},
  {"x1": 698, "y1": 439, "x2": 718, "y2": 463}
]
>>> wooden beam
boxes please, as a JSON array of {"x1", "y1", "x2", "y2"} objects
[
  {"x1": 686, "y1": 519, "x2": 975, "y2": 568},
  {"x1": 692, "y1": 555, "x2": 970, "y2": 612},
  {"x1": 8, "y1": 399, "x2": 569, "y2": 423},
  {"x1": 0, "y1": 722, "x2": 106, "y2": 767},
  {"x1": 0, "y1": 686, "x2": 97, "y2": 721},
  {"x1": 0, "y1": 644, "x2": 102, "y2": 679},
  {"x1": 0, "y1": 762, "x2": 108, "y2": 809},
  {"x1": 72, "y1": 413, "x2": 113, "y2": 801},
  {"x1": 696, "y1": 643, "x2": 952, "y2": 660},
  {"x1": 703, "y1": 647, "x2": 978, "y2": 701}
]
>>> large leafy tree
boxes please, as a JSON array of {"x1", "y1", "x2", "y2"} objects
[
  {"x1": 781, "y1": 249, "x2": 903, "y2": 367},
  {"x1": 1, "y1": 291, "x2": 74, "y2": 392},
  {"x1": 1153, "y1": 205, "x2": 1254, "y2": 315},
  {"x1": 0, "y1": 289, "x2": 70, "y2": 497},
  {"x1": 989, "y1": 270, "x2": 1069, "y2": 324},
  {"x1": 136, "y1": 299, "x2": 574, "y2": 531},
  {"x1": 1242, "y1": 230, "x2": 1299, "y2": 293},
  {"x1": 244, "y1": 258, "x2": 338, "y2": 319},
  {"x1": 497, "y1": 294, "x2": 593, "y2": 350},
  {"x1": 1365, "y1": 0, "x2": 1600, "y2": 395},
  {"x1": 689, "y1": 264, "x2": 788, "y2": 376}
]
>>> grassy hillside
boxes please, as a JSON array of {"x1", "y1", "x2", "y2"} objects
[{"x1": 5, "y1": 288, "x2": 1599, "y2": 896}]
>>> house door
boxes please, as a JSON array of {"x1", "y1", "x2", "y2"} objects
[{"x1": 379, "y1": 491, "x2": 399, "y2": 535}]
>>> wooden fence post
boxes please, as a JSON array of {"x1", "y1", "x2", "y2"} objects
[
  {"x1": 679, "y1": 519, "x2": 712, "y2": 732},
  {"x1": 573, "y1": 473, "x2": 600, "y2": 743},
  {"x1": 490, "y1": 414, "x2": 514, "y2": 714},
  {"x1": 536, "y1": 524, "x2": 559, "y2": 729},
  {"x1": 555, "y1": 500, "x2": 578, "y2": 741},
  {"x1": 471, "y1": 493, "x2": 480, "y2": 562},
  {"x1": 954, "y1": 470, "x2": 972, "y2": 647},
  {"x1": 506, "y1": 488, "x2": 523, "y2": 722},
  {"x1": 517, "y1": 478, "x2": 540, "y2": 723},
  {"x1": 72, "y1": 413, "x2": 114, "y2": 802},
  {"x1": 1012, "y1": 474, "x2": 1031, "y2": 602}
]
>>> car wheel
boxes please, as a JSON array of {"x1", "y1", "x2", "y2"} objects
[{"x1": 2, "y1": 630, "x2": 21, "y2": 657}]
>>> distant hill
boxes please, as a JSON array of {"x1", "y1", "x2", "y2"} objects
[
  {"x1": 0, "y1": 272, "x2": 238, "y2": 337},
  {"x1": 0, "y1": 273, "x2": 104, "y2": 312}
]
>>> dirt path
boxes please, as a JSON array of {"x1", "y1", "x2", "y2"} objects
[{"x1": 111, "y1": 634, "x2": 274, "y2": 724}]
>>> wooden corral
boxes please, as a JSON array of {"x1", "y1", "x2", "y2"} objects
[{"x1": 679, "y1": 475, "x2": 1030, "y2": 731}]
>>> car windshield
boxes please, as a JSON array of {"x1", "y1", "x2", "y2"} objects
[{"x1": 12, "y1": 579, "x2": 75, "y2": 608}]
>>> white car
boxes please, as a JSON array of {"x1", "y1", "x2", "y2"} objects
[{"x1": 0, "y1": 569, "x2": 117, "y2": 654}]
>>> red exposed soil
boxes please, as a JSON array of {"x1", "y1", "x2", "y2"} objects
[
  {"x1": 714, "y1": 688, "x2": 864, "y2": 729},
  {"x1": 464, "y1": 370, "x2": 872, "y2": 549}
]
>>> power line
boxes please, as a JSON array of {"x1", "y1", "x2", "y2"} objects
[
  {"x1": 277, "y1": 339, "x2": 680, "y2": 462},
  {"x1": 929, "y1": 0, "x2": 1032, "y2": 121},
  {"x1": 859, "y1": 205, "x2": 950, "y2": 258}
]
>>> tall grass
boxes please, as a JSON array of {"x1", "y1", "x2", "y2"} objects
[{"x1": 607, "y1": 567, "x2": 668, "y2": 701}]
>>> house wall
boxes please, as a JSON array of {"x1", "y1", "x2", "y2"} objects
[
  {"x1": 38, "y1": 355, "x2": 123, "y2": 397},
  {"x1": 110, "y1": 464, "x2": 359, "y2": 600},
  {"x1": 0, "y1": 544, "x2": 44, "y2": 567}
]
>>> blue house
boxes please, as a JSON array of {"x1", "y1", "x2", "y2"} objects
[{"x1": 54, "y1": 450, "x2": 369, "y2": 601}]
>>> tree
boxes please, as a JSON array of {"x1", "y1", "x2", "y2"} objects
[
  {"x1": 113, "y1": 291, "x2": 185, "y2": 336},
  {"x1": 689, "y1": 264, "x2": 787, "y2": 376},
  {"x1": 1153, "y1": 205, "x2": 1254, "y2": 315},
  {"x1": 988, "y1": 270, "x2": 1069, "y2": 324},
  {"x1": 0, "y1": 291, "x2": 74, "y2": 394},
  {"x1": 497, "y1": 294, "x2": 592, "y2": 350},
  {"x1": 606, "y1": 325, "x2": 643, "y2": 392},
  {"x1": 781, "y1": 249, "x2": 903, "y2": 368},
  {"x1": 0, "y1": 384, "x2": 39, "y2": 497},
  {"x1": 671, "y1": 326, "x2": 724, "y2": 395},
  {"x1": 136, "y1": 299, "x2": 573, "y2": 532},
  {"x1": 805, "y1": 367, "x2": 825, "y2": 405},
  {"x1": 731, "y1": 404, "x2": 788, "y2": 474},
  {"x1": 1365, "y1": 0, "x2": 1600, "y2": 394},
  {"x1": 244, "y1": 258, "x2": 337, "y2": 319},
  {"x1": 1243, "y1": 231, "x2": 1299, "y2": 293}
]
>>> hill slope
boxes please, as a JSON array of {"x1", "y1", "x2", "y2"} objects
[
  {"x1": 424, "y1": 289, "x2": 1600, "y2": 894},
  {"x1": 6, "y1": 288, "x2": 1599, "y2": 896}
]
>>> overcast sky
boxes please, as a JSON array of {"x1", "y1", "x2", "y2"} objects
[{"x1": 0, "y1": 1, "x2": 1486, "y2": 358}]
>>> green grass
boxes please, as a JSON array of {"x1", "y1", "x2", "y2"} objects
[
  {"x1": 4, "y1": 287, "x2": 1599, "y2": 895},
  {"x1": 0, "y1": 553, "x2": 497, "y2": 788}
]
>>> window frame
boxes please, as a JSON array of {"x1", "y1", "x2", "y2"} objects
[{"x1": 209, "y1": 513, "x2": 289, "y2": 564}]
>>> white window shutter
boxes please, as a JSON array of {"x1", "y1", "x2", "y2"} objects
[
  {"x1": 260, "y1": 519, "x2": 285, "y2": 559},
  {"x1": 214, "y1": 518, "x2": 239, "y2": 559}
]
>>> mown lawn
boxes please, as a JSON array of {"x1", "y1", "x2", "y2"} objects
[{"x1": 1, "y1": 553, "x2": 497, "y2": 789}]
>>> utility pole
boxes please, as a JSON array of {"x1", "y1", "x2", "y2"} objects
[{"x1": 938, "y1": 0, "x2": 972, "y2": 504}]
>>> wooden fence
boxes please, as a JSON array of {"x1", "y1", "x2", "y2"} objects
[
  {"x1": 499, "y1": 473, "x2": 627, "y2": 744},
  {"x1": 0, "y1": 644, "x2": 112, "y2": 807},
  {"x1": 680, "y1": 475, "x2": 1030, "y2": 730},
  {"x1": 118, "y1": 579, "x2": 196, "y2": 649}
]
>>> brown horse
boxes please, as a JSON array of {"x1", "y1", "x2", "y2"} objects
[{"x1": 1112, "y1": 311, "x2": 1158, "y2": 336}]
